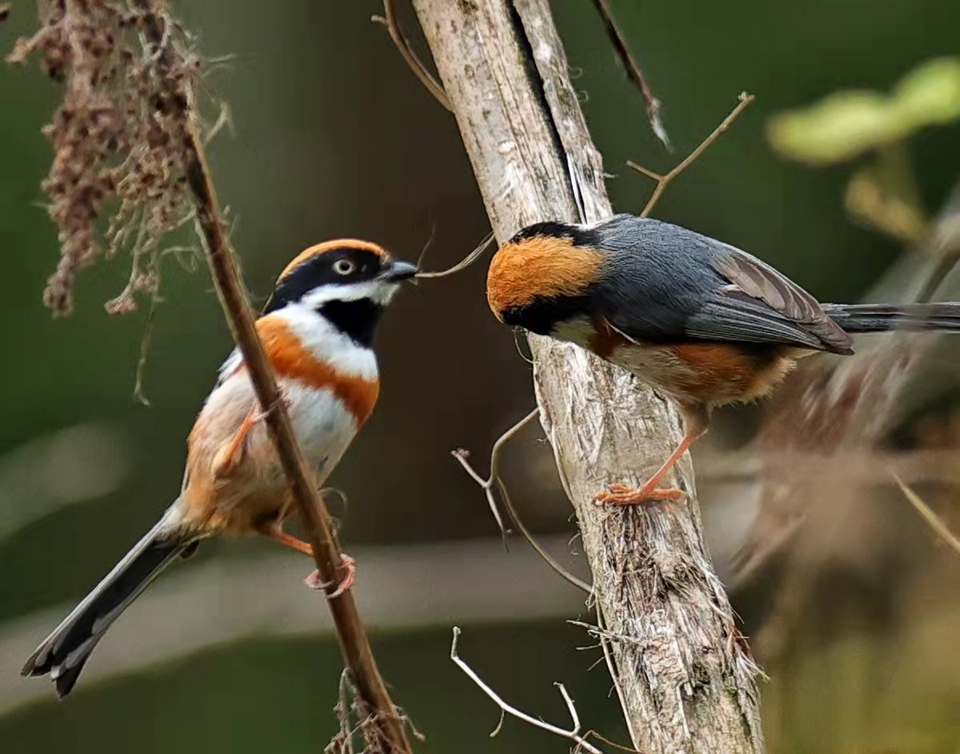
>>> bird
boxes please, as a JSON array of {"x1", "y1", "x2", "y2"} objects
[
  {"x1": 486, "y1": 213, "x2": 960, "y2": 506},
  {"x1": 22, "y1": 239, "x2": 418, "y2": 698}
]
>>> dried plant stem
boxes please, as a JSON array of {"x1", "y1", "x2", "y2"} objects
[
  {"x1": 589, "y1": 0, "x2": 670, "y2": 149},
  {"x1": 450, "y1": 627, "x2": 604, "y2": 754},
  {"x1": 415, "y1": 230, "x2": 494, "y2": 279},
  {"x1": 373, "y1": 0, "x2": 450, "y2": 111},
  {"x1": 452, "y1": 409, "x2": 593, "y2": 594},
  {"x1": 894, "y1": 475, "x2": 960, "y2": 555},
  {"x1": 132, "y1": 2, "x2": 410, "y2": 750},
  {"x1": 629, "y1": 92, "x2": 755, "y2": 217}
]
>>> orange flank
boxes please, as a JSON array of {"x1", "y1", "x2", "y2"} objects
[
  {"x1": 256, "y1": 316, "x2": 380, "y2": 425},
  {"x1": 280, "y1": 239, "x2": 390, "y2": 279},
  {"x1": 666, "y1": 342, "x2": 794, "y2": 405},
  {"x1": 486, "y1": 235, "x2": 601, "y2": 319}
]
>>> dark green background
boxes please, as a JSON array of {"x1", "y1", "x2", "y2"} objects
[{"x1": 1, "y1": 1, "x2": 959, "y2": 752}]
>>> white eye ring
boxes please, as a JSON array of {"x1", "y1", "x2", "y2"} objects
[{"x1": 334, "y1": 258, "x2": 356, "y2": 276}]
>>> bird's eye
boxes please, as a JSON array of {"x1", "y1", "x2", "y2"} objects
[{"x1": 334, "y1": 258, "x2": 356, "y2": 276}]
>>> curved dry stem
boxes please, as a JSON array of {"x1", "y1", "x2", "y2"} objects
[
  {"x1": 373, "y1": 0, "x2": 451, "y2": 111},
  {"x1": 130, "y1": 2, "x2": 412, "y2": 749},
  {"x1": 415, "y1": 231, "x2": 495, "y2": 279},
  {"x1": 452, "y1": 409, "x2": 593, "y2": 594}
]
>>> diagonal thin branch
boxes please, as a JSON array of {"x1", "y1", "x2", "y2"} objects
[
  {"x1": 373, "y1": 0, "x2": 451, "y2": 111},
  {"x1": 895, "y1": 475, "x2": 960, "y2": 555},
  {"x1": 131, "y1": 2, "x2": 411, "y2": 750},
  {"x1": 589, "y1": 0, "x2": 670, "y2": 149},
  {"x1": 629, "y1": 91, "x2": 755, "y2": 217},
  {"x1": 450, "y1": 627, "x2": 605, "y2": 754}
]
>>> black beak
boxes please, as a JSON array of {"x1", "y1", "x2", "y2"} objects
[{"x1": 381, "y1": 259, "x2": 419, "y2": 282}]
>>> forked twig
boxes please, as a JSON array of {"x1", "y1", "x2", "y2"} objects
[
  {"x1": 589, "y1": 0, "x2": 669, "y2": 149},
  {"x1": 450, "y1": 627, "x2": 605, "y2": 754},
  {"x1": 373, "y1": 0, "x2": 451, "y2": 111},
  {"x1": 895, "y1": 474, "x2": 960, "y2": 555},
  {"x1": 629, "y1": 92, "x2": 755, "y2": 217},
  {"x1": 452, "y1": 409, "x2": 593, "y2": 594},
  {"x1": 415, "y1": 231, "x2": 495, "y2": 279}
]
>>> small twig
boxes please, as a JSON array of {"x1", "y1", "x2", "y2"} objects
[
  {"x1": 629, "y1": 91, "x2": 755, "y2": 217},
  {"x1": 415, "y1": 230, "x2": 495, "y2": 279},
  {"x1": 450, "y1": 627, "x2": 605, "y2": 754},
  {"x1": 584, "y1": 730, "x2": 644, "y2": 753},
  {"x1": 373, "y1": 0, "x2": 451, "y2": 111},
  {"x1": 894, "y1": 475, "x2": 960, "y2": 555},
  {"x1": 589, "y1": 0, "x2": 669, "y2": 149},
  {"x1": 452, "y1": 409, "x2": 593, "y2": 594}
]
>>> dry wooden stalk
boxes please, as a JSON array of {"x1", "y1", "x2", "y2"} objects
[{"x1": 411, "y1": 1, "x2": 764, "y2": 752}]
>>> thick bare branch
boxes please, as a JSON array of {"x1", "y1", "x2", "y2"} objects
[{"x1": 412, "y1": 1, "x2": 764, "y2": 751}]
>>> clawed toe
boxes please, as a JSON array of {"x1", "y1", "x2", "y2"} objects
[
  {"x1": 594, "y1": 483, "x2": 685, "y2": 506},
  {"x1": 304, "y1": 553, "x2": 356, "y2": 599}
]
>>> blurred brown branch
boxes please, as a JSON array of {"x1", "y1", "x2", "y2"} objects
[
  {"x1": 589, "y1": 0, "x2": 669, "y2": 149},
  {"x1": 734, "y1": 177, "x2": 960, "y2": 588},
  {"x1": 412, "y1": 1, "x2": 764, "y2": 751}
]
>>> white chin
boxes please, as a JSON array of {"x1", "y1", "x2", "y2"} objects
[{"x1": 376, "y1": 282, "x2": 400, "y2": 305}]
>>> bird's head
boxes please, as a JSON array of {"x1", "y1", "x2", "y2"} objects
[
  {"x1": 486, "y1": 222, "x2": 603, "y2": 336},
  {"x1": 263, "y1": 239, "x2": 418, "y2": 346}
]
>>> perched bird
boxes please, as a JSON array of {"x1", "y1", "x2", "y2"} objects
[
  {"x1": 22, "y1": 240, "x2": 417, "y2": 698},
  {"x1": 487, "y1": 214, "x2": 960, "y2": 505}
]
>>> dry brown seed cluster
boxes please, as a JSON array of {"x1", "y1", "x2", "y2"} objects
[{"x1": 7, "y1": 0, "x2": 205, "y2": 315}]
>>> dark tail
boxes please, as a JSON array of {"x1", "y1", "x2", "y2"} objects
[
  {"x1": 21, "y1": 515, "x2": 189, "y2": 698},
  {"x1": 823, "y1": 302, "x2": 960, "y2": 334}
]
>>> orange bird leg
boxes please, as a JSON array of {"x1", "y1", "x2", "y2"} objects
[
  {"x1": 211, "y1": 407, "x2": 260, "y2": 478},
  {"x1": 262, "y1": 526, "x2": 315, "y2": 556},
  {"x1": 260, "y1": 523, "x2": 356, "y2": 598},
  {"x1": 595, "y1": 426, "x2": 706, "y2": 506}
]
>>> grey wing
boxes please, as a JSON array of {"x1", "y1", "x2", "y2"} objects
[
  {"x1": 593, "y1": 217, "x2": 852, "y2": 353},
  {"x1": 701, "y1": 247, "x2": 853, "y2": 354}
]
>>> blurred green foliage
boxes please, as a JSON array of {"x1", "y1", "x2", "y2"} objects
[{"x1": 768, "y1": 57, "x2": 960, "y2": 164}]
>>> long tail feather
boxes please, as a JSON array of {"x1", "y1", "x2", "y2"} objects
[
  {"x1": 21, "y1": 513, "x2": 190, "y2": 698},
  {"x1": 823, "y1": 302, "x2": 960, "y2": 333}
]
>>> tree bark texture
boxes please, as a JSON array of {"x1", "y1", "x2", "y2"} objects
[{"x1": 412, "y1": 2, "x2": 764, "y2": 752}]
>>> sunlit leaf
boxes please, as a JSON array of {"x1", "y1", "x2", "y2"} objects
[
  {"x1": 767, "y1": 57, "x2": 960, "y2": 164},
  {"x1": 893, "y1": 57, "x2": 960, "y2": 126}
]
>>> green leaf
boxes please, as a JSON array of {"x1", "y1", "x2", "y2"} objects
[{"x1": 767, "y1": 57, "x2": 960, "y2": 164}]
